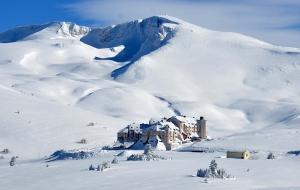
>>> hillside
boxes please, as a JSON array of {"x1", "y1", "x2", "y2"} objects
[{"x1": 0, "y1": 16, "x2": 300, "y2": 158}]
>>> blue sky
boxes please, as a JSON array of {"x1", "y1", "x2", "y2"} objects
[
  {"x1": 0, "y1": 0, "x2": 90, "y2": 30},
  {"x1": 1, "y1": 0, "x2": 300, "y2": 47}
]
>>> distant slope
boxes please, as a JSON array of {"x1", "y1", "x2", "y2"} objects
[{"x1": 0, "y1": 24, "x2": 49, "y2": 43}]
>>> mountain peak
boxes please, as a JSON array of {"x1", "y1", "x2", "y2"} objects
[
  {"x1": 81, "y1": 15, "x2": 179, "y2": 68},
  {"x1": 46, "y1": 21, "x2": 90, "y2": 37},
  {"x1": 0, "y1": 21, "x2": 90, "y2": 43},
  {"x1": 139, "y1": 15, "x2": 180, "y2": 25}
]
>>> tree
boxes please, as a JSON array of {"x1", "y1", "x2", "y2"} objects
[
  {"x1": 197, "y1": 160, "x2": 233, "y2": 179},
  {"x1": 78, "y1": 138, "x2": 87, "y2": 144},
  {"x1": 2, "y1": 148, "x2": 9, "y2": 154},
  {"x1": 144, "y1": 144, "x2": 153, "y2": 155},
  {"x1": 267, "y1": 153, "x2": 275, "y2": 159},
  {"x1": 102, "y1": 161, "x2": 110, "y2": 169},
  {"x1": 217, "y1": 169, "x2": 227, "y2": 178},
  {"x1": 9, "y1": 156, "x2": 17, "y2": 166},
  {"x1": 197, "y1": 168, "x2": 210, "y2": 178},
  {"x1": 209, "y1": 160, "x2": 218, "y2": 176},
  {"x1": 111, "y1": 157, "x2": 119, "y2": 164},
  {"x1": 96, "y1": 165, "x2": 103, "y2": 171},
  {"x1": 89, "y1": 164, "x2": 95, "y2": 171}
]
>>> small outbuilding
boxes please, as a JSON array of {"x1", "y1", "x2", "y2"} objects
[{"x1": 226, "y1": 150, "x2": 250, "y2": 160}]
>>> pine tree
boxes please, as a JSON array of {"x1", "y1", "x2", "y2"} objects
[
  {"x1": 89, "y1": 164, "x2": 95, "y2": 171},
  {"x1": 197, "y1": 168, "x2": 210, "y2": 178},
  {"x1": 96, "y1": 165, "x2": 102, "y2": 171},
  {"x1": 209, "y1": 160, "x2": 218, "y2": 176}
]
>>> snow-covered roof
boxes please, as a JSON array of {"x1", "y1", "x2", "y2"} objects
[
  {"x1": 168, "y1": 116, "x2": 197, "y2": 125},
  {"x1": 118, "y1": 123, "x2": 144, "y2": 133},
  {"x1": 164, "y1": 122, "x2": 179, "y2": 131},
  {"x1": 119, "y1": 115, "x2": 199, "y2": 134}
]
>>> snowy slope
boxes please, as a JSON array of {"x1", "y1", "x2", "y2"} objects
[
  {"x1": 1, "y1": 151, "x2": 300, "y2": 190},
  {"x1": 0, "y1": 86, "x2": 128, "y2": 159},
  {"x1": 0, "y1": 16, "x2": 300, "y2": 159}
]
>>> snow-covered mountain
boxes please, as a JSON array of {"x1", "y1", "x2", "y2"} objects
[
  {"x1": 0, "y1": 15, "x2": 300, "y2": 158},
  {"x1": 0, "y1": 22, "x2": 90, "y2": 43}
]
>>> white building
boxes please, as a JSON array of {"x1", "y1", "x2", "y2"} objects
[{"x1": 116, "y1": 116, "x2": 207, "y2": 150}]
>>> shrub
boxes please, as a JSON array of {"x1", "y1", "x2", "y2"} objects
[
  {"x1": 96, "y1": 165, "x2": 103, "y2": 171},
  {"x1": 1, "y1": 148, "x2": 9, "y2": 154},
  {"x1": 267, "y1": 153, "x2": 275, "y2": 159},
  {"x1": 89, "y1": 164, "x2": 95, "y2": 171},
  {"x1": 197, "y1": 168, "x2": 210, "y2": 178},
  {"x1": 9, "y1": 156, "x2": 17, "y2": 166},
  {"x1": 87, "y1": 122, "x2": 96, "y2": 127},
  {"x1": 144, "y1": 144, "x2": 153, "y2": 155},
  {"x1": 287, "y1": 150, "x2": 300, "y2": 156},
  {"x1": 94, "y1": 161, "x2": 111, "y2": 172},
  {"x1": 102, "y1": 145, "x2": 111, "y2": 150},
  {"x1": 127, "y1": 152, "x2": 167, "y2": 161},
  {"x1": 102, "y1": 161, "x2": 111, "y2": 169},
  {"x1": 111, "y1": 157, "x2": 119, "y2": 164},
  {"x1": 78, "y1": 138, "x2": 87, "y2": 144},
  {"x1": 46, "y1": 150, "x2": 95, "y2": 162}
]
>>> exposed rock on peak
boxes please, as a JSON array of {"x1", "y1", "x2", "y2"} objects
[{"x1": 0, "y1": 22, "x2": 90, "y2": 43}]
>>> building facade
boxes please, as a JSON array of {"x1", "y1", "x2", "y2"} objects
[
  {"x1": 115, "y1": 116, "x2": 208, "y2": 150},
  {"x1": 226, "y1": 150, "x2": 251, "y2": 160}
]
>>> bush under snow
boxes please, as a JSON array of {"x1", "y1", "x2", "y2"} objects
[
  {"x1": 287, "y1": 150, "x2": 300, "y2": 156},
  {"x1": 46, "y1": 150, "x2": 95, "y2": 162},
  {"x1": 127, "y1": 152, "x2": 167, "y2": 161},
  {"x1": 127, "y1": 144, "x2": 168, "y2": 161}
]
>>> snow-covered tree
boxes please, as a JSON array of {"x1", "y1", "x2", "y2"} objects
[
  {"x1": 197, "y1": 160, "x2": 233, "y2": 179},
  {"x1": 127, "y1": 152, "x2": 167, "y2": 161},
  {"x1": 209, "y1": 160, "x2": 218, "y2": 176}
]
